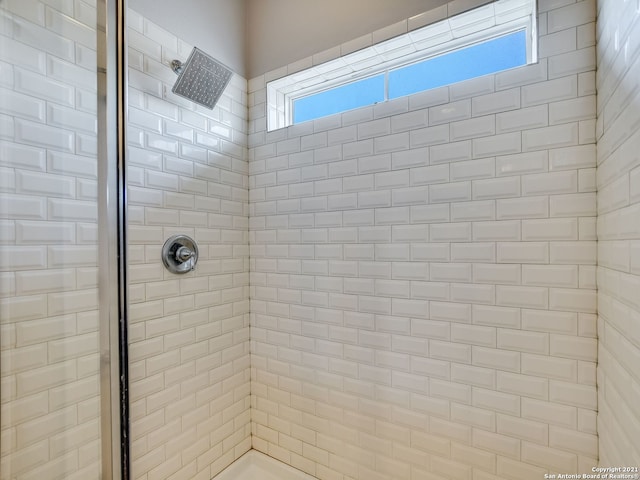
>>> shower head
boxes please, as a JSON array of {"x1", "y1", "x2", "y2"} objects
[{"x1": 170, "y1": 47, "x2": 233, "y2": 110}]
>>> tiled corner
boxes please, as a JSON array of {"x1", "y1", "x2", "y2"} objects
[{"x1": 595, "y1": 0, "x2": 640, "y2": 467}]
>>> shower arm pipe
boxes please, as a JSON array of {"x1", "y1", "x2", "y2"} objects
[
  {"x1": 97, "y1": 0, "x2": 130, "y2": 478},
  {"x1": 170, "y1": 59, "x2": 183, "y2": 75}
]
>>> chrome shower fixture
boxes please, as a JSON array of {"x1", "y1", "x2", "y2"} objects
[
  {"x1": 170, "y1": 47, "x2": 232, "y2": 110},
  {"x1": 161, "y1": 234, "x2": 199, "y2": 274}
]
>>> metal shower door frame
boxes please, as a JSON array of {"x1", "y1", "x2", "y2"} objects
[{"x1": 97, "y1": 0, "x2": 130, "y2": 478}]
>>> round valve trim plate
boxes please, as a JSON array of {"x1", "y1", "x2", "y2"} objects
[{"x1": 161, "y1": 234, "x2": 199, "y2": 274}]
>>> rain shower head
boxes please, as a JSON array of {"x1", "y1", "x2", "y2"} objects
[{"x1": 170, "y1": 47, "x2": 232, "y2": 110}]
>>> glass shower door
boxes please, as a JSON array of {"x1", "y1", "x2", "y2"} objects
[{"x1": 0, "y1": 0, "x2": 122, "y2": 478}]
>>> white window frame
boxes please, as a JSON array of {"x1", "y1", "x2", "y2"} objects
[{"x1": 267, "y1": 0, "x2": 537, "y2": 131}]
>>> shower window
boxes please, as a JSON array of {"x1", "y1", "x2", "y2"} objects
[
  {"x1": 267, "y1": 0, "x2": 537, "y2": 131},
  {"x1": 293, "y1": 30, "x2": 528, "y2": 125}
]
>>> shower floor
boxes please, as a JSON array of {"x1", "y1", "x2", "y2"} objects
[{"x1": 214, "y1": 450, "x2": 317, "y2": 480}]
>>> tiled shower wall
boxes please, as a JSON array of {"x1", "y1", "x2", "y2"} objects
[
  {"x1": 595, "y1": 0, "x2": 640, "y2": 466},
  {"x1": 125, "y1": 10, "x2": 251, "y2": 480},
  {"x1": 248, "y1": 1, "x2": 599, "y2": 478},
  {"x1": 1, "y1": 1, "x2": 101, "y2": 479}
]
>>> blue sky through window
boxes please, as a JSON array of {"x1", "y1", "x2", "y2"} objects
[
  {"x1": 388, "y1": 30, "x2": 527, "y2": 98},
  {"x1": 292, "y1": 30, "x2": 527, "y2": 125},
  {"x1": 293, "y1": 74, "x2": 385, "y2": 124}
]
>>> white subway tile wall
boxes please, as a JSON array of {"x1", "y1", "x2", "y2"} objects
[
  {"x1": 596, "y1": 0, "x2": 640, "y2": 468},
  {"x1": 126, "y1": 10, "x2": 251, "y2": 480},
  {"x1": 9, "y1": 0, "x2": 640, "y2": 478},
  {"x1": 0, "y1": 1, "x2": 101, "y2": 479},
  {"x1": 248, "y1": 0, "x2": 597, "y2": 478}
]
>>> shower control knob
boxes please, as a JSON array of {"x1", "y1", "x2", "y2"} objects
[
  {"x1": 175, "y1": 246, "x2": 194, "y2": 262},
  {"x1": 162, "y1": 235, "x2": 199, "y2": 274}
]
